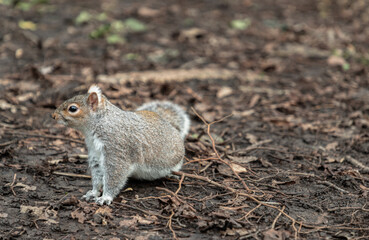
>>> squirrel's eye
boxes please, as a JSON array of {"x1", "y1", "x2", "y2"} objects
[{"x1": 68, "y1": 105, "x2": 78, "y2": 113}]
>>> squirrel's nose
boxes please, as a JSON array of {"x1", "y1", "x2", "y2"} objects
[{"x1": 51, "y1": 113, "x2": 57, "y2": 120}]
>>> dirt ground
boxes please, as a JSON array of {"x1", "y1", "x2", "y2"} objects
[{"x1": 1, "y1": 0, "x2": 369, "y2": 239}]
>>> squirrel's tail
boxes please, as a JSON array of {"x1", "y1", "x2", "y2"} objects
[{"x1": 136, "y1": 101, "x2": 190, "y2": 139}]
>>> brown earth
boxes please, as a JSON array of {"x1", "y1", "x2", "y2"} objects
[{"x1": 1, "y1": 0, "x2": 369, "y2": 239}]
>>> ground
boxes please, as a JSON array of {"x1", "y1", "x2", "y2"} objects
[{"x1": 1, "y1": 0, "x2": 369, "y2": 239}]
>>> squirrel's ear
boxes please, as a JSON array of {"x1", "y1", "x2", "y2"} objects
[
  {"x1": 87, "y1": 85, "x2": 102, "y2": 111},
  {"x1": 87, "y1": 92, "x2": 99, "y2": 111}
]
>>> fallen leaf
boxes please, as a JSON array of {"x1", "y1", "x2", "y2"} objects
[
  {"x1": 325, "y1": 142, "x2": 338, "y2": 151},
  {"x1": 217, "y1": 86, "x2": 233, "y2": 98},
  {"x1": 327, "y1": 55, "x2": 347, "y2": 67},
  {"x1": 232, "y1": 109, "x2": 255, "y2": 118},
  {"x1": 230, "y1": 18, "x2": 251, "y2": 30},
  {"x1": 119, "y1": 218, "x2": 137, "y2": 228},
  {"x1": 134, "y1": 215, "x2": 156, "y2": 225},
  {"x1": 223, "y1": 227, "x2": 252, "y2": 236},
  {"x1": 137, "y1": 7, "x2": 160, "y2": 17},
  {"x1": 246, "y1": 133, "x2": 258, "y2": 145},
  {"x1": 52, "y1": 139, "x2": 64, "y2": 146},
  {"x1": 263, "y1": 228, "x2": 291, "y2": 240},
  {"x1": 95, "y1": 206, "x2": 112, "y2": 218},
  {"x1": 178, "y1": 28, "x2": 206, "y2": 42},
  {"x1": 0, "y1": 213, "x2": 8, "y2": 218},
  {"x1": 14, "y1": 183, "x2": 37, "y2": 192},
  {"x1": 20, "y1": 205, "x2": 58, "y2": 224},
  {"x1": 48, "y1": 159, "x2": 63, "y2": 165},
  {"x1": 71, "y1": 209, "x2": 86, "y2": 224},
  {"x1": 218, "y1": 162, "x2": 247, "y2": 176},
  {"x1": 249, "y1": 94, "x2": 260, "y2": 107},
  {"x1": 18, "y1": 20, "x2": 37, "y2": 30}
]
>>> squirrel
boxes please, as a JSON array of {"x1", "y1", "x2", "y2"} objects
[{"x1": 52, "y1": 85, "x2": 190, "y2": 205}]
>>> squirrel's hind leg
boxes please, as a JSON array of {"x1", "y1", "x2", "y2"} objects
[{"x1": 95, "y1": 156, "x2": 133, "y2": 205}]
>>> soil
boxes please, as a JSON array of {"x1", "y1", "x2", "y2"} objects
[{"x1": 1, "y1": 0, "x2": 369, "y2": 239}]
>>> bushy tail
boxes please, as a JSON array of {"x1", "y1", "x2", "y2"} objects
[{"x1": 136, "y1": 101, "x2": 190, "y2": 139}]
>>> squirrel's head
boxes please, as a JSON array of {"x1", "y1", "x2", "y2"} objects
[{"x1": 52, "y1": 85, "x2": 106, "y2": 131}]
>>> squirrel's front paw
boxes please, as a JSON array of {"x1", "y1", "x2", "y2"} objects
[
  {"x1": 95, "y1": 195, "x2": 113, "y2": 205},
  {"x1": 82, "y1": 190, "x2": 100, "y2": 201}
]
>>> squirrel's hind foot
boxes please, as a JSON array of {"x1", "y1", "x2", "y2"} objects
[
  {"x1": 96, "y1": 195, "x2": 113, "y2": 205},
  {"x1": 82, "y1": 190, "x2": 100, "y2": 201}
]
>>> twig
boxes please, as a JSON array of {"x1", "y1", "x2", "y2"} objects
[
  {"x1": 237, "y1": 203, "x2": 261, "y2": 221},
  {"x1": 328, "y1": 205, "x2": 369, "y2": 212},
  {"x1": 53, "y1": 171, "x2": 91, "y2": 179},
  {"x1": 192, "y1": 108, "x2": 250, "y2": 192},
  {"x1": 317, "y1": 180, "x2": 351, "y2": 194},
  {"x1": 156, "y1": 187, "x2": 196, "y2": 213},
  {"x1": 173, "y1": 171, "x2": 307, "y2": 238},
  {"x1": 184, "y1": 157, "x2": 218, "y2": 165},
  {"x1": 115, "y1": 202, "x2": 168, "y2": 219},
  {"x1": 9, "y1": 173, "x2": 17, "y2": 196},
  {"x1": 346, "y1": 155, "x2": 369, "y2": 173},
  {"x1": 167, "y1": 210, "x2": 178, "y2": 240},
  {"x1": 0, "y1": 140, "x2": 17, "y2": 147},
  {"x1": 199, "y1": 161, "x2": 213, "y2": 173},
  {"x1": 271, "y1": 206, "x2": 285, "y2": 229},
  {"x1": 172, "y1": 171, "x2": 237, "y2": 193},
  {"x1": 175, "y1": 173, "x2": 185, "y2": 195}
]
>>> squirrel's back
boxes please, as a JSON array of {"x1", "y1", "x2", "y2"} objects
[{"x1": 136, "y1": 101, "x2": 190, "y2": 139}]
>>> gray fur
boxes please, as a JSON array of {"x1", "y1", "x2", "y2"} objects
[{"x1": 137, "y1": 101, "x2": 190, "y2": 138}]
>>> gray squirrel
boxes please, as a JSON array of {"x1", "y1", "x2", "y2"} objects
[{"x1": 52, "y1": 85, "x2": 190, "y2": 205}]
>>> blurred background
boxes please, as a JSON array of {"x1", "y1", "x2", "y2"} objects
[{"x1": 1, "y1": 0, "x2": 368, "y2": 77}]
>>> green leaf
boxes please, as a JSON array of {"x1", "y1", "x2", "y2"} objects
[
  {"x1": 124, "y1": 18, "x2": 147, "y2": 32},
  {"x1": 106, "y1": 34, "x2": 125, "y2": 44},
  {"x1": 17, "y1": 2, "x2": 32, "y2": 11},
  {"x1": 0, "y1": 0, "x2": 14, "y2": 6},
  {"x1": 89, "y1": 24, "x2": 110, "y2": 39},
  {"x1": 111, "y1": 20, "x2": 125, "y2": 33},
  {"x1": 342, "y1": 63, "x2": 350, "y2": 71},
  {"x1": 18, "y1": 20, "x2": 37, "y2": 31},
  {"x1": 230, "y1": 18, "x2": 251, "y2": 30},
  {"x1": 75, "y1": 11, "x2": 92, "y2": 25},
  {"x1": 96, "y1": 12, "x2": 107, "y2": 22},
  {"x1": 124, "y1": 53, "x2": 140, "y2": 60}
]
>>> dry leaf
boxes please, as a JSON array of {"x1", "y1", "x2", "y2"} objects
[
  {"x1": 232, "y1": 109, "x2": 255, "y2": 118},
  {"x1": 95, "y1": 206, "x2": 112, "y2": 218},
  {"x1": 217, "y1": 87, "x2": 233, "y2": 98},
  {"x1": 20, "y1": 205, "x2": 58, "y2": 224},
  {"x1": 249, "y1": 94, "x2": 260, "y2": 107},
  {"x1": 218, "y1": 162, "x2": 247, "y2": 176},
  {"x1": 245, "y1": 133, "x2": 258, "y2": 144},
  {"x1": 134, "y1": 215, "x2": 156, "y2": 225},
  {"x1": 71, "y1": 209, "x2": 86, "y2": 224},
  {"x1": 119, "y1": 218, "x2": 137, "y2": 228},
  {"x1": 0, "y1": 213, "x2": 8, "y2": 218},
  {"x1": 327, "y1": 55, "x2": 347, "y2": 67},
  {"x1": 138, "y1": 7, "x2": 160, "y2": 17},
  {"x1": 48, "y1": 159, "x2": 63, "y2": 165},
  {"x1": 52, "y1": 139, "x2": 64, "y2": 146},
  {"x1": 263, "y1": 228, "x2": 291, "y2": 240},
  {"x1": 14, "y1": 183, "x2": 37, "y2": 192},
  {"x1": 325, "y1": 142, "x2": 338, "y2": 151}
]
